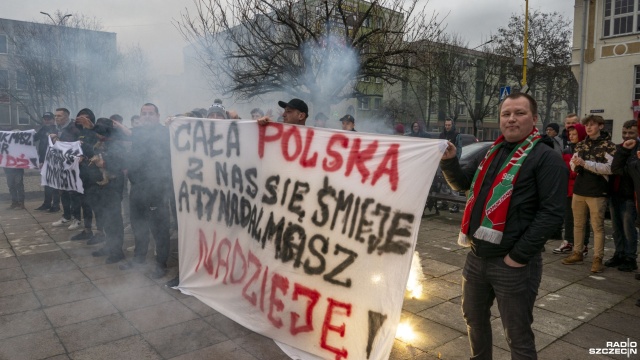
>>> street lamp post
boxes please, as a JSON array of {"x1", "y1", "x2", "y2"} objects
[
  {"x1": 39, "y1": 12, "x2": 72, "y2": 26},
  {"x1": 521, "y1": 0, "x2": 529, "y2": 91},
  {"x1": 39, "y1": 12, "x2": 72, "y2": 110}
]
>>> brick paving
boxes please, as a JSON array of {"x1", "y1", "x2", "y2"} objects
[{"x1": 0, "y1": 172, "x2": 639, "y2": 359}]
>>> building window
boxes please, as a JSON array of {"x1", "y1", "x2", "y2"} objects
[
  {"x1": 373, "y1": 97, "x2": 382, "y2": 110},
  {"x1": 604, "y1": 0, "x2": 638, "y2": 37},
  {"x1": 375, "y1": 77, "x2": 382, "y2": 83},
  {"x1": 0, "y1": 104, "x2": 10, "y2": 124},
  {"x1": 457, "y1": 104, "x2": 466, "y2": 115},
  {"x1": 0, "y1": 70, "x2": 8, "y2": 89},
  {"x1": 361, "y1": 76, "x2": 371, "y2": 82},
  {"x1": 17, "y1": 71, "x2": 27, "y2": 90},
  {"x1": 0, "y1": 35, "x2": 6, "y2": 54},
  {"x1": 358, "y1": 97, "x2": 370, "y2": 110},
  {"x1": 635, "y1": 65, "x2": 640, "y2": 100},
  {"x1": 17, "y1": 107, "x2": 30, "y2": 125}
]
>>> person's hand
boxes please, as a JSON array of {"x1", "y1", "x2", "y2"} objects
[
  {"x1": 227, "y1": 110, "x2": 239, "y2": 119},
  {"x1": 622, "y1": 139, "x2": 637, "y2": 150},
  {"x1": 571, "y1": 157, "x2": 585, "y2": 167},
  {"x1": 504, "y1": 254, "x2": 525, "y2": 268},
  {"x1": 49, "y1": 134, "x2": 58, "y2": 144},
  {"x1": 441, "y1": 141, "x2": 457, "y2": 160},
  {"x1": 257, "y1": 116, "x2": 272, "y2": 126},
  {"x1": 164, "y1": 116, "x2": 176, "y2": 126}
]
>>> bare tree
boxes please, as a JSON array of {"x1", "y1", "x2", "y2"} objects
[
  {"x1": 2, "y1": 11, "x2": 151, "y2": 124},
  {"x1": 492, "y1": 10, "x2": 577, "y2": 127},
  {"x1": 451, "y1": 46, "x2": 510, "y2": 137},
  {"x1": 176, "y1": 0, "x2": 443, "y2": 110}
]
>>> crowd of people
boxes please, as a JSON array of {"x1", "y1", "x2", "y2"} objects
[{"x1": 2, "y1": 94, "x2": 637, "y2": 359}]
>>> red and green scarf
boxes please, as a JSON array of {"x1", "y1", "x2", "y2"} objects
[{"x1": 458, "y1": 128, "x2": 541, "y2": 246}]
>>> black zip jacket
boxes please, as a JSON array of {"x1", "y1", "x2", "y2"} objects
[
  {"x1": 440, "y1": 136, "x2": 567, "y2": 264},
  {"x1": 610, "y1": 141, "x2": 639, "y2": 198}
]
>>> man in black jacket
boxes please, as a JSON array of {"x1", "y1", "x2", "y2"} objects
[
  {"x1": 120, "y1": 103, "x2": 172, "y2": 279},
  {"x1": 610, "y1": 120, "x2": 640, "y2": 272},
  {"x1": 440, "y1": 93, "x2": 567, "y2": 359},
  {"x1": 34, "y1": 112, "x2": 60, "y2": 211}
]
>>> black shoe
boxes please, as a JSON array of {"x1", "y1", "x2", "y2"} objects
[
  {"x1": 165, "y1": 276, "x2": 180, "y2": 287},
  {"x1": 48, "y1": 207, "x2": 60, "y2": 213},
  {"x1": 618, "y1": 258, "x2": 638, "y2": 272},
  {"x1": 449, "y1": 205, "x2": 459, "y2": 213},
  {"x1": 86, "y1": 233, "x2": 105, "y2": 245},
  {"x1": 119, "y1": 256, "x2": 145, "y2": 270},
  {"x1": 35, "y1": 204, "x2": 50, "y2": 211},
  {"x1": 71, "y1": 230, "x2": 93, "y2": 241},
  {"x1": 92, "y1": 248, "x2": 109, "y2": 257},
  {"x1": 604, "y1": 255, "x2": 625, "y2": 268},
  {"x1": 151, "y1": 265, "x2": 167, "y2": 279},
  {"x1": 105, "y1": 253, "x2": 125, "y2": 264},
  {"x1": 636, "y1": 273, "x2": 640, "y2": 281}
]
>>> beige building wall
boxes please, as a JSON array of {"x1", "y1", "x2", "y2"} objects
[{"x1": 572, "y1": 0, "x2": 640, "y2": 143}]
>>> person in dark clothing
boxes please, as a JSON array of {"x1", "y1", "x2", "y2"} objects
[
  {"x1": 120, "y1": 103, "x2": 172, "y2": 279},
  {"x1": 439, "y1": 118, "x2": 462, "y2": 159},
  {"x1": 51, "y1": 108, "x2": 83, "y2": 227},
  {"x1": 68, "y1": 108, "x2": 99, "y2": 241},
  {"x1": 440, "y1": 93, "x2": 567, "y2": 359},
  {"x1": 4, "y1": 166, "x2": 25, "y2": 210},
  {"x1": 439, "y1": 118, "x2": 462, "y2": 212},
  {"x1": 86, "y1": 118, "x2": 126, "y2": 263},
  {"x1": 408, "y1": 121, "x2": 430, "y2": 138},
  {"x1": 608, "y1": 120, "x2": 639, "y2": 272},
  {"x1": 34, "y1": 112, "x2": 60, "y2": 211}
]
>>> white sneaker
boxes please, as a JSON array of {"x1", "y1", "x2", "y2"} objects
[
  {"x1": 67, "y1": 219, "x2": 81, "y2": 230},
  {"x1": 52, "y1": 217, "x2": 71, "y2": 227}
]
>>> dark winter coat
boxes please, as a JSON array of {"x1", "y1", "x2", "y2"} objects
[{"x1": 440, "y1": 136, "x2": 567, "y2": 264}]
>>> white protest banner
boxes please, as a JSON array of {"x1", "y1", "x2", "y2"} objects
[
  {"x1": 170, "y1": 118, "x2": 445, "y2": 360},
  {"x1": 0, "y1": 130, "x2": 39, "y2": 169},
  {"x1": 40, "y1": 139, "x2": 84, "y2": 193}
]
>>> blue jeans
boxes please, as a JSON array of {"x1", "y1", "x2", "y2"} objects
[
  {"x1": 462, "y1": 252, "x2": 542, "y2": 360},
  {"x1": 609, "y1": 197, "x2": 638, "y2": 259}
]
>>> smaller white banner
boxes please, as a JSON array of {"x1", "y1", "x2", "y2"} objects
[
  {"x1": 40, "y1": 139, "x2": 84, "y2": 193},
  {"x1": 0, "y1": 130, "x2": 39, "y2": 169}
]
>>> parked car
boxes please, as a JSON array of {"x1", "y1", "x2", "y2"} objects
[
  {"x1": 426, "y1": 141, "x2": 493, "y2": 215},
  {"x1": 425, "y1": 132, "x2": 478, "y2": 146}
]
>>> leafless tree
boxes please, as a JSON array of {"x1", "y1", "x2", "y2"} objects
[
  {"x1": 2, "y1": 11, "x2": 152, "y2": 124},
  {"x1": 492, "y1": 10, "x2": 577, "y2": 127},
  {"x1": 176, "y1": 0, "x2": 443, "y2": 110}
]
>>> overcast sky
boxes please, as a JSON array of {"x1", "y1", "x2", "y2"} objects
[{"x1": 2, "y1": 0, "x2": 575, "y2": 76}]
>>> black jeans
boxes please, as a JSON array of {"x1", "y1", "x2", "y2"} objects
[
  {"x1": 4, "y1": 168, "x2": 24, "y2": 202},
  {"x1": 70, "y1": 191, "x2": 92, "y2": 228},
  {"x1": 61, "y1": 190, "x2": 72, "y2": 220},
  {"x1": 129, "y1": 184, "x2": 170, "y2": 267},
  {"x1": 86, "y1": 185, "x2": 124, "y2": 258},
  {"x1": 462, "y1": 251, "x2": 543, "y2": 360},
  {"x1": 43, "y1": 186, "x2": 60, "y2": 208}
]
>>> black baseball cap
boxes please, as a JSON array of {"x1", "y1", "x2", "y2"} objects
[
  {"x1": 43, "y1": 112, "x2": 54, "y2": 118},
  {"x1": 339, "y1": 114, "x2": 355, "y2": 123},
  {"x1": 278, "y1": 99, "x2": 308, "y2": 115}
]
